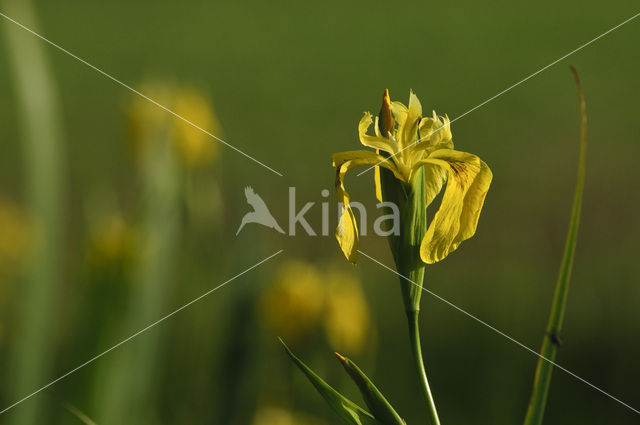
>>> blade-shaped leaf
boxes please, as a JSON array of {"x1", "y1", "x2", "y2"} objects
[
  {"x1": 335, "y1": 353, "x2": 405, "y2": 425},
  {"x1": 523, "y1": 67, "x2": 588, "y2": 425},
  {"x1": 280, "y1": 339, "x2": 381, "y2": 425}
]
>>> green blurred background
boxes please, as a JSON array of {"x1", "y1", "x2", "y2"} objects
[{"x1": 0, "y1": 0, "x2": 639, "y2": 424}]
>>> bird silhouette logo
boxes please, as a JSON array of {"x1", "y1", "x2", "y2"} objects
[{"x1": 236, "y1": 186, "x2": 285, "y2": 235}]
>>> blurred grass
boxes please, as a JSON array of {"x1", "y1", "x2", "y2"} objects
[
  {"x1": 94, "y1": 86, "x2": 182, "y2": 424},
  {"x1": 1, "y1": 1, "x2": 65, "y2": 424},
  {"x1": 0, "y1": 1, "x2": 639, "y2": 424}
]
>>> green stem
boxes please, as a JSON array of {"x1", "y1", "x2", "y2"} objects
[
  {"x1": 407, "y1": 310, "x2": 441, "y2": 425},
  {"x1": 523, "y1": 67, "x2": 587, "y2": 425}
]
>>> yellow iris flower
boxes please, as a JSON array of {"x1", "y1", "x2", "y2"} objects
[{"x1": 333, "y1": 89, "x2": 492, "y2": 264}]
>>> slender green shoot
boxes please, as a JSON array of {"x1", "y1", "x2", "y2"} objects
[
  {"x1": 280, "y1": 339, "x2": 380, "y2": 425},
  {"x1": 523, "y1": 67, "x2": 588, "y2": 425},
  {"x1": 335, "y1": 352, "x2": 405, "y2": 425}
]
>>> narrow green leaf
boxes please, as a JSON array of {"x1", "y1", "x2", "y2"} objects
[
  {"x1": 523, "y1": 67, "x2": 588, "y2": 425},
  {"x1": 279, "y1": 339, "x2": 380, "y2": 425},
  {"x1": 335, "y1": 353, "x2": 405, "y2": 425}
]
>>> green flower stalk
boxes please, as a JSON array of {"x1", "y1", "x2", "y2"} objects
[{"x1": 333, "y1": 89, "x2": 493, "y2": 424}]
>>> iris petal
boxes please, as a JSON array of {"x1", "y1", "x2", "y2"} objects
[
  {"x1": 396, "y1": 92, "x2": 422, "y2": 151},
  {"x1": 414, "y1": 149, "x2": 492, "y2": 264},
  {"x1": 421, "y1": 162, "x2": 448, "y2": 208},
  {"x1": 453, "y1": 159, "x2": 492, "y2": 245},
  {"x1": 333, "y1": 151, "x2": 403, "y2": 263},
  {"x1": 390, "y1": 101, "x2": 407, "y2": 127},
  {"x1": 374, "y1": 161, "x2": 383, "y2": 203},
  {"x1": 358, "y1": 113, "x2": 398, "y2": 155},
  {"x1": 414, "y1": 113, "x2": 453, "y2": 155}
]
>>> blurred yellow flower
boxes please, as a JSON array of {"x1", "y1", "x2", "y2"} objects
[
  {"x1": 0, "y1": 199, "x2": 31, "y2": 347},
  {"x1": 259, "y1": 261, "x2": 325, "y2": 341},
  {"x1": 252, "y1": 405, "x2": 326, "y2": 425},
  {"x1": 127, "y1": 84, "x2": 173, "y2": 155},
  {"x1": 324, "y1": 270, "x2": 371, "y2": 354},
  {"x1": 259, "y1": 260, "x2": 372, "y2": 352},
  {"x1": 0, "y1": 198, "x2": 31, "y2": 277},
  {"x1": 172, "y1": 89, "x2": 222, "y2": 167},
  {"x1": 86, "y1": 214, "x2": 136, "y2": 269},
  {"x1": 127, "y1": 83, "x2": 221, "y2": 168}
]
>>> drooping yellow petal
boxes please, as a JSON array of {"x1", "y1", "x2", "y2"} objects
[
  {"x1": 453, "y1": 159, "x2": 492, "y2": 245},
  {"x1": 333, "y1": 151, "x2": 403, "y2": 263},
  {"x1": 416, "y1": 149, "x2": 492, "y2": 264},
  {"x1": 336, "y1": 204, "x2": 359, "y2": 264},
  {"x1": 358, "y1": 112, "x2": 397, "y2": 155},
  {"x1": 420, "y1": 161, "x2": 448, "y2": 208}
]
